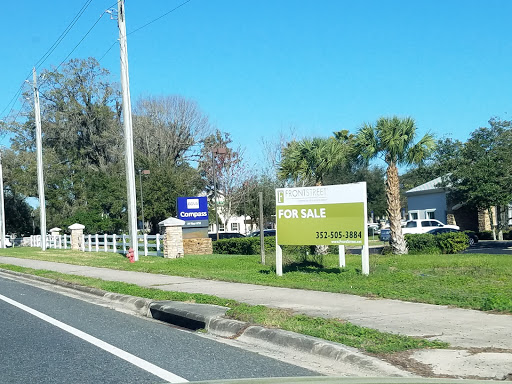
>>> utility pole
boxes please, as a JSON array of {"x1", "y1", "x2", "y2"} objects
[
  {"x1": 33, "y1": 68, "x2": 46, "y2": 251},
  {"x1": 118, "y1": 0, "x2": 138, "y2": 260},
  {"x1": 0, "y1": 151, "x2": 5, "y2": 249}
]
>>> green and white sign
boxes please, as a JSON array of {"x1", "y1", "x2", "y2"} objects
[
  {"x1": 275, "y1": 183, "x2": 369, "y2": 276},
  {"x1": 276, "y1": 202, "x2": 364, "y2": 245}
]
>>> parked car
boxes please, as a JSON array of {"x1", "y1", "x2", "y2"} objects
[
  {"x1": 379, "y1": 228, "x2": 391, "y2": 242},
  {"x1": 426, "y1": 227, "x2": 479, "y2": 246},
  {"x1": 367, "y1": 223, "x2": 380, "y2": 235},
  {"x1": 402, "y1": 219, "x2": 459, "y2": 235},
  {"x1": 208, "y1": 232, "x2": 246, "y2": 240},
  {"x1": 1, "y1": 237, "x2": 12, "y2": 247},
  {"x1": 248, "y1": 229, "x2": 276, "y2": 237}
]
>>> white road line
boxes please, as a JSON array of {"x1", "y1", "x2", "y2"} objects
[{"x1": 0, "y1": 293, "x2": 188, "y2": 383}]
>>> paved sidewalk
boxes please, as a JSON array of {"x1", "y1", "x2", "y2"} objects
[{"x1": 1, "y1": 256, "x2": 511, "y2": 379}]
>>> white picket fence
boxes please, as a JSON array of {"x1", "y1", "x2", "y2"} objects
[{"x1": 30, "y1": 234, "x2": 163, "y2": 257}]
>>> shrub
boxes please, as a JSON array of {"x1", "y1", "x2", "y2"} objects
[
  {"x1": 404, "y1": 234, "x2": 440, "y2": 254},
  {"x1": 477, "y1": 231, "x2": 493, "y2": 240},
  {"x1": 213, "y1": 237, "x2": 276, "y2": 255},
  {"x1": 436, "y1": 232, "x2": 469, "y2": 254},
  {"x1": 213, "y1": 237, "x2": 339, "y2": 261}
]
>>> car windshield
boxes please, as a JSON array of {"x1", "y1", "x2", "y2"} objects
[{"x1": 1, "y1": 1, "x2": 507, "y2": 381}]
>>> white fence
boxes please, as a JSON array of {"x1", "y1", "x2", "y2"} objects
[{"x1": 30, "y1": 234, "x2": 163, "y2": 257}]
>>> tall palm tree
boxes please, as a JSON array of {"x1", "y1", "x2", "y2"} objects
[{"x1": 355, "y1": 116, "x2": 435, "y2": 254}]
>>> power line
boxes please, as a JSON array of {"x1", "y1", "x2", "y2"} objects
[
  {"x1": 1, "y1": 0, "x2": 94, "y2": 121},
  {"x1": 34, "y1": 0, "x2": 94, "y2": 71},
  {"x1": 3, "y1": 0, "x2": 193, "y2": 122},
  {"x1": 127, "y1": 0, "x2": 192, "y2": 36},
  {"x1": 98, "y1": 0, "x2": 193, "y2": 64},
  {"x1": 45, "y1": 2, "x2": 118, "y2": 82},
  {"x1": 98, "y1": 41, "x2": 117, "y2": 63}
]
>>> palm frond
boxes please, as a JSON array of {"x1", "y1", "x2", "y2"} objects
[
  {"x1": 354, "y1": 123, "x2": 378, "y2": 163},
  {"x1": 406, "y1": 132, "x2": 436, "y2": 165}
]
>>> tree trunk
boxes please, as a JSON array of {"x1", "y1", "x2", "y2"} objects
[
  {"x1": 386, "y1": 162, "x2": 407, "y2": 254},
  {"x1": 488, "y1": 207, "x2": 497, "y2": 241}
]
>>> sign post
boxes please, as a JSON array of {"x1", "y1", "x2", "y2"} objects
[{"x1": 275, "y1": 182, "x2": 369, "y2": 276}]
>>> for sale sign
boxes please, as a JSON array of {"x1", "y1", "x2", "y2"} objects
[{"x1": 275, "y1": 183, "x2": 366, "y2": 245}]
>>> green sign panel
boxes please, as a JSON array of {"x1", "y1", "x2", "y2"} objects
[{"x1": 276, "y1": 202, "x2": 365, "y2": 245}]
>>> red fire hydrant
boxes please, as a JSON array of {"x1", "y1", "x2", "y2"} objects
[{"x1": 127, "y1": 248, "x2": 135, "y2": 263}]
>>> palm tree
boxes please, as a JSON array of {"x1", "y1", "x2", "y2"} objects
[
  {"x1": 278, "y1": 135, "x2": 351, "y2": 255},
  {"x1": 355, "y1": 116, "x2": 435, "y2": 254},
  {"x1": 278, "y1": 135, "x2": 350, "y2": 186}
]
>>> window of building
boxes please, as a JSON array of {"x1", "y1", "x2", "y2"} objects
[
  {"x1": 231, "y1": 222, "x2": 239, "y2": 232},
  {"x1": 219, "y1": 223, "x2": 225, "y2": 232},
  {"x1": 426, "y1": 209, "x2": 436, "y2": 219},
  {"x1": 409, "y1": 211, "x2": 419, "y2": 220}
]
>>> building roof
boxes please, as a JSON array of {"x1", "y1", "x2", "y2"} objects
[{"x1": 406, "y1": 175, "x2": 450, "y2": 194}]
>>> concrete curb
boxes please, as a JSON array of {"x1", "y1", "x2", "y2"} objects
[
  {"x1": 0, "y1": 268, "x2": 409, "y2": 377},
  {"x1": 238, "y1": 326, "x2": 410, "y2": 377}
]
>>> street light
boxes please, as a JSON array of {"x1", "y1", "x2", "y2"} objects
[
  {"x1": 212, "y1": 147, "x2": 227, "y2": 241},
  {"x1": 138, "y1": 169, "x2": 150, "y2": 233}
]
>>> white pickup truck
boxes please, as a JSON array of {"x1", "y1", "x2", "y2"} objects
[{"x1": 402, "y1": 219, "x2": 459, "y2": 235}]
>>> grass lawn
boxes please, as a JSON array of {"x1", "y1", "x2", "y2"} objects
[{"x1": 1, "y1": 247, "x2": 511, "y2": 312}]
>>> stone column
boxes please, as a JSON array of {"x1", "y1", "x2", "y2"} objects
[
  {"x1": 68, "y1": 223, "x2": 85, "y2": 251},
  {"x1": 49, "y1": 227, "x2": 61, "y2": 237},
  {"x1": 158, "y1": 217, "x2": 185, "y2": 259}
]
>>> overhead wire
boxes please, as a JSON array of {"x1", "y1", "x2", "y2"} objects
[
  {"x1": 98, "y1": 0, "x2": 192, "y2": 63},
  {"x1": 1, "y1": 0, "x2": 95, "y2": 121},
  {"x1": 34, "y1": 0, "x2": 94, "y2": 71},
  {"x1": 3, "y1": 0, "x2": 193, "y2": 122}
]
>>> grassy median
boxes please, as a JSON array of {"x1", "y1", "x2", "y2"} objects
[
  {"x1": 0, "y1": 247, "x2": 511, "y2": 312},
  {"x1": 0, "y1": 263, "x2": 447, "y2": 354}
]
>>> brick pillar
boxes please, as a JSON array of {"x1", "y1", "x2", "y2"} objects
[
  {"x1": 158, "y1": 217, "x2": 185, "y2": 259},
  {"x1": 446, "y1": 214, "x2": 456, "y2": 226},
  {"x1": 478, "y1": 209, "x2": 491, "y2": 231},
  {"x1": 68, "y1": 223, "x2": 85, "y2": 251}
]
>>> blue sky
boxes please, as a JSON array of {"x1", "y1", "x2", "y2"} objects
[{"x1": 1, "y1": 0, "x2": 511, "y2": 169}]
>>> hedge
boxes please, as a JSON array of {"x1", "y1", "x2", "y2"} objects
[
  {"x1": 477, "y1": 230, "x2": 512, "y2": 240},
  {"x1": 212, "y1": 237, "x2": 340, "y2": 256},
  {"x1": 405, "y1": 232, "x2": 470, "y2": 254}
]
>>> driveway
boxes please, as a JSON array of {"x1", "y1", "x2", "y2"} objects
[{"x1": 465, "y1": 239, "x2": 512, "y2": 254}]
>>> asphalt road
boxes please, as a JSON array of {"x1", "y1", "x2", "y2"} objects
[{"x1": 0, "y1": 276, "x2": 316, "y2": 383}]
